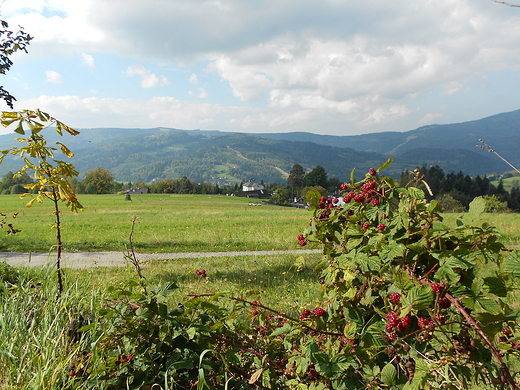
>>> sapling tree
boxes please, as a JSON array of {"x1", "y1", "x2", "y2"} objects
[{"x1": 0, "y1": 109, "x2": 82, "y2": 294}]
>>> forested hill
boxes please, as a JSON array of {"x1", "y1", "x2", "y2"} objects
[{"x1": 0, "y1": 109, "x2": 517, "y2": 183}]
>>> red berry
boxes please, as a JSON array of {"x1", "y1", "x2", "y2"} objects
[
  {"x1": 431, "y1": 283, "x2": 441, "y2": 294},
  {"x1": 320, "y1": 196, "x2": 327, "y2": 202},
  {"x1": 361, "y1": 222, "x2": 370, "y2": 231},
  {"x1": 301, "y1": 309, "x2": 311, "y2": 318},
  {"x1": 319, "y1": 202, "x2": 326, "y2": 209},
  {"x1": 199, "y1": 270, "x2": 206, "y2": 277},
  {"x1": 389, "y1": 293, "x2": 401, "y2": 304},
  {"x1": 417, "y1": 317, "x2": 429, "y2": 329},
  {"x1": 340, "y1": 183, "x2": 348, "y2": 191},
  {"x1": 308, "y1": 369, "x2": 319, "y2": 378},
  {"x1": 439, "y1": 298, "x2": 450, "y2": 309},
  {"x1": 388, "y1": 332, "x2": 397, "y2": 340},
  {"x1": 298, "y1": 239, "x2": 307, "y2": 246},
  {"x1": 332, "y1": 198, "x2": 339, "y2": 204},
  {"x1": 312, "y1": 307, "x2": 326, "y2": 317},
  {"x1": 297, "y1": 234, "x2": 305, "y2": 241},
  {"x1": 354, "y1": 194, "x2": 365, "y2": 203},
  {"x1": 369, "y1": 168, "x2": 377, "y2": 176},
  {"x1": 69, "y1": 370, "x2": 77, "y2": 377},
  {"x1": 396, "y1": 323, "x2": 406, "y2": 333},
  {"x1": 252, "y1": 310, "x2": 259, "y2": 316},
  {"x1": 377, "y1": 223, "x2": 385, "y2": 231},
  {"x1": 386, "y1": 312, "x2": 399, "y2": 327},
  {"x1": 438, "y1": 316, "x2": 447, "y2": 324},
  {"x1": 371, "y1": 198, "x2": 380, "y2": 206},
  {"x1": 503, "y1": 327, "x2": 511, "y2": 337},
  {"x1": 385, "y1": 323, "x2": 395, "y2": 332},
  {"x1": 400, "y1": 316, "x2": 411, "y2": 329}
]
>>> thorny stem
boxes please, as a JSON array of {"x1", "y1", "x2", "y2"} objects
[
  {"x1": 444, "y1": 292, "x2": 517, "y2": 389},
  {"x1": 126, "y1": 216, "x2": 147, "y2": 294}
]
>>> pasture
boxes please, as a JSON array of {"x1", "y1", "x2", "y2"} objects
[{"x1": 0, "y1": 193, "x2": 519, "y2": 254}]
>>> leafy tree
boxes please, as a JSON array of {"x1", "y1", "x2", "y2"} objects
[
  {"x1": 83, "y1": 167, "x2": 115, "y2": 194},
  {"x1": 0, "y1": 21, "x2": 32, "y2": 108},
  {"x1": 270, "y1": 185, "x2": 291, "y2": 204},
  {"x1": 435, "y1": 193, "x2": 466, "y2": 213},
  {"x1": 0, "y1": 109, "x2": 82, "y2": 295},
  {"x1": 287, "y1": 163, "x2": 305, "y2": 197},
  {"x1": 304, "y1": 165, "x2": 328, "y2": 188}
]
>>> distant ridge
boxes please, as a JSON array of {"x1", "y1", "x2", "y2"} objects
[{"x1": 0, "y1": 109, "x2": 517, "y2": 183}]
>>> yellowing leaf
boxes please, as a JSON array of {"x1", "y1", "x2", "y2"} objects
[{"x1": 56, "y1": 142, "x2": 74, "y2": 158}]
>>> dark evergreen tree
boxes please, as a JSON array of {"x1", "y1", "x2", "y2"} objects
[{"x1": 287, "y1": 163, "x2": 306, "y2": 198}]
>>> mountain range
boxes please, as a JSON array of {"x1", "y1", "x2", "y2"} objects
[{"x1": 0, "y1": 109, "x2": 519, "y2": 185}]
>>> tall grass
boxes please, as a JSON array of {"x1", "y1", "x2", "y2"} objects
[{"x1": 0, "y1": 266, "x2": 99, "y2": 389}]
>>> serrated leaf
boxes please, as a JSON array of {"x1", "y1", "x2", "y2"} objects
[
  {"x1": 381, "y1": 363, "x2": 397, "y2": 386},
  {"x1": 503, "y1": 251, "x2": 520, "y2": 276},
  {"x1": 408, "y1": 187, "x2": 425, "y2": 199},
  {"x1": 468, "y1": 196, "x2": 485, "y2": 220},
  {"x1": 403, "y1": 285, "x2": 433, "y2": 310},
  {"x1": 393, "y1": 271, "x2": 413, "y2": 291}
]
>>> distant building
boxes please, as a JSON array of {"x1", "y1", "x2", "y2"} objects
[
  {"x1": 124, "y1": 188, "x2": 149, "y2": 195},
  {"x1": 231, "y1": 189, "x2": 271, "y2": 199},
  {"x1": 242, "y1": 179, "x2": 264, "y2": 191}
]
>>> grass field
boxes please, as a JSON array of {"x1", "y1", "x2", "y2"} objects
[
  {"x1": 0, "y1": 193, "x2": 310, "y2": 253},
  {"x1": 0, "y1": 193, "x2": 519, "y2": 253}
]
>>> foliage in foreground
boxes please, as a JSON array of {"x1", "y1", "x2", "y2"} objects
[{"x1": 3, "y1": 160, "x2": 520, "y2": 389}]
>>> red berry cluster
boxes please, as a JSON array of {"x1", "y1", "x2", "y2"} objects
[
  {"x1": 195, "y1": 269, "x2": 207, "y2": 277},
  {"x1": 318, "y1": 195, "x2": 338, "y2": 210},
  {"x1": 300, "y1": 308, "x2": 311, "y2": 320},
  {"x1": 297, "y1": 234, "x2": 307, "y2": 246},
  {"x1": 312, "y1": 307, "x2": 326, "y2": 317},
  {"x1": 385, "y1": 312, "x2": 411, "y2": 339},
  {"x1": 389, "y1": 292, "x2": 401, "y2": 304}
]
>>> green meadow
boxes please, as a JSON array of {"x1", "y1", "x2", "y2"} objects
[
  {"x1": 1, "y1": 193, "x2": 519, "y2": 254},
  {"x1": 0, "y1": 193, "x2": 309, "y2": 253}
]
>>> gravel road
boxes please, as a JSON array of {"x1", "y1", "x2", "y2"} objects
[{"x1": 0, "y1": 249, "x2": 321, "y2": 269}]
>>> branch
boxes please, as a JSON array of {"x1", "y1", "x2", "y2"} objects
[
  {"x1": 444, "y1": 292, "x2": 518, "y2": 389},
  {"x1": 490, "y1": 0, "x2": 520, "y2": 7}
]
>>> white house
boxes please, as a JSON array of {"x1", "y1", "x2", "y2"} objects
[{"x1": 242, "y1": 179, "x2": 264, "y2": 191}]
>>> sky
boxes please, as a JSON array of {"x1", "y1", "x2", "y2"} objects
[{"x1": 1, "y1": 0, "x2": 520, "y2": 136}]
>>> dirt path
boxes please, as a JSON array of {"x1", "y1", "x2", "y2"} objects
[{"x1": 0, "y1": 249, "x2": 321, "y2": 269}]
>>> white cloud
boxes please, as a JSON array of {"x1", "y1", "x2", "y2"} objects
[
  {"x1": 3, "y1": 0, "x2": 520, "y2": 133},
  {"x1": 125, "y1": 65, "x2": 169, "y2": 88},
  {"x1": 81, "y1": 53, "x2": 95, "y2": 68},
  {"x1": 45, "y1": 70, "x2": 62, "y2": 83}
]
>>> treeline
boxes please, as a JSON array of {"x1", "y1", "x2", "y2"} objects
[
  {"x1": 0, "y1": 169, "x2": 238, "y2": 196},
  {"x1": 405, "y1": 165, "x2": 520, "y2": 212}
]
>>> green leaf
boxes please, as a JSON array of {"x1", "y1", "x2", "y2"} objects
[
  {"x1": 503, "y1": 251, "x2": 520, "y2": 276},
  {"x1": 271, "y1": 323, "x2": 292, "y2": 336},
  {"x1": 402, "y1": 285, "x2": 433, "y2": 311},
  {"x1": 468, "y1": 196, "x2": 485, "y2": 220},
  {"x1": 380, "y1": 363, "x2": 397, "y2": 386},
  {"x1": 350, "y1": 168, "x2": 356, "y2": 185},
  {"x1": 377, "y1": 157, "x2": 393, "y2": 173},
  {"x1": 408, "y1": 187, "x2": 425, "y2": 199},
  {"x1": 393, "y1": 271, "x2": 413, "y2": 291}
]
